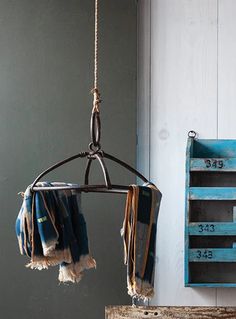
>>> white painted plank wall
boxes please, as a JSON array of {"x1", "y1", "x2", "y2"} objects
[
  {"x1": 217, "y1": 0, "x2": 236, "y2": 306},
  {"x1": 138, "y1": 0, "x2": 236, "y2": 306},
  {"x1": 137, "y1": 0, "x2": 151, "y2": 179}
]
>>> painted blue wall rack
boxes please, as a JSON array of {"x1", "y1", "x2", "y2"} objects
[{"x1": 185, "y1": 133, "x2": 236, "y2": 287}]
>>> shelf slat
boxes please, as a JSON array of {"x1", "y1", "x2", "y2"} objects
[
  {"x1": 189, "y1": 248, "x2": 236, "y2": 262},
  {"x1": 188, "y1": 222, "x2": 236, "y2": 236},
  {"x1": 186, "y1": 283, "x2": 236, "y2": 287},
  {"x1": 189, "y1": 187, "x2": 236, "y2": 200},
  {"x1": 190, "y1": 158, "x2": 236, "y2": 171}
]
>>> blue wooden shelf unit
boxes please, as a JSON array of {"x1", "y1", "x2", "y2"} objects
[{"x1": 185, "y1": 137, "x2": 236, "y2": 287}]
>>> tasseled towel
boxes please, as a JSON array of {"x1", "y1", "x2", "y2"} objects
[
  {"x1": 15, "y1": 182, "x2": 96, "y2": 283},
  {"x1": 121, "y1": 183, "x2": 162, "y2": 300}
]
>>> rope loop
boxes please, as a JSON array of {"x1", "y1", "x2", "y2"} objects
[
  {"x1": 88, "y1": 0, "x2": 102, "y2": 149},
  {"x1": 91, "y1": 88, "x2": 101, "y2": 113}
]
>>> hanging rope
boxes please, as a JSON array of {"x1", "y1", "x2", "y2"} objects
[{"x1": 92, "y1": 0, "x2": 101, "y2": 113}]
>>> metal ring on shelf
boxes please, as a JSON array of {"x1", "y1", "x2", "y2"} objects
[{"x1": 188, "y1": 130, "x2": 197, "y2": 138}]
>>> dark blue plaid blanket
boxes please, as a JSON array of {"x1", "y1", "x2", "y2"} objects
[
  {"x1": 121, "y1": 183, "x2": 162, "y2": 300},
  {"x1": 16, "y1": 182, "x2": 96, "y2": 283}
]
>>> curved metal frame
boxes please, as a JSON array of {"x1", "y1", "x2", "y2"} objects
[{"x1": 31, "y1": 110, "x2": 151, "y2": 194}]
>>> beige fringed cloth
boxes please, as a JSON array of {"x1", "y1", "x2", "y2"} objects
[{"x1": 121, "y1": 183, "x2": 162, "y2": 300}]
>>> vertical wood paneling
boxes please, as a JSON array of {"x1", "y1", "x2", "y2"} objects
[
  {"x1": 142, "y1": 0, "x2": 218, "y2": 306},
  {"x1": 137, "y1": 0, "x2": 151, "y2": 179},
  {"x1": 216, "y1": 0, "x2": 236, "y2": 306},
  {"x1": 138, "y1": 0, "x2": 236, "y2": 307},
  {"x1": 218, "y1": 0, "x2": 236, "y2": 139}
]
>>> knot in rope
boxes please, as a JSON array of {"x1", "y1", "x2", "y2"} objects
[{"x1": 92, "y1": 88, "x2": 101, "y2": 113}]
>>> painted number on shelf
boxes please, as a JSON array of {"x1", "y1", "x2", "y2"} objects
[
  {"x1": 198, "y1": 224, "x2": 215, "y2": 233},
  {"x1": 204, "y1": 159, "x2": 224, "y2": 169},
  {"x1": 196, "y1": 250, "x2": 213, "y2": 260}
]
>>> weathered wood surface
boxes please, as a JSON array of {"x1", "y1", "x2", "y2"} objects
[
  {"x1": 189, "y1": 248, "x2": 236, "y2": 262},
  {"x1": 188, "y1": 222, "x2": 236, "y2": 236},
  {"x1": 105, "y1": 306, "x2": 236, "y2": 319},
  {"x1": 189, "y1": 187, "x2": 236, "y2": 200},
  {"x1": 190, "y1": 158, "x2": 236, "y2": 172}
]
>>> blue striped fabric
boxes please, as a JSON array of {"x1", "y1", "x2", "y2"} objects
[{"x1": 16, "y1": 182, "x2": 96, "y2": 283}]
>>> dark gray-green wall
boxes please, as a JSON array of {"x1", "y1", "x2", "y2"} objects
[{"x1": 0, "y1": 1, "x2": 136, "y2": 318}]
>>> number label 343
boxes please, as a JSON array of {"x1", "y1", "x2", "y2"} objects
[{"x1": 198, "y1": 224, "x2": 215, "y2": 233}]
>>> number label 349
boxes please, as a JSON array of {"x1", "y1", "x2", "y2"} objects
[{"x1": 204, "y1": 159, "x2": 224, "y2": 169}]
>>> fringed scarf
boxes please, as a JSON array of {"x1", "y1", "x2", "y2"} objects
[
  {"x1": 121, "y1": 183, "x2": 162, "y2": 300},
  {"x1": 15, "y1": 182, "x2": 96, "y2": 283}
]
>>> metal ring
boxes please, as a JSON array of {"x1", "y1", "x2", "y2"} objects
[
  {"x1": 88, "y1": 142, "x2": 101, "y2": 153},
  {"x1": 188, "y1": 130, "x2": 197, "y2": 138},
  {"x1": 90, "y1": 111, "x2": 101, "y2": 146}
]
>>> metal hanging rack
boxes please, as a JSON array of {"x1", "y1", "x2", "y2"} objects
[
  {"x1": 31, "y1": 110, "x2": 150, "y2": 194},
  {"x1": 30, "y1": 0, "x2": 151, "y2": 195}
]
